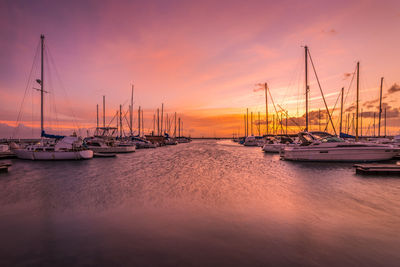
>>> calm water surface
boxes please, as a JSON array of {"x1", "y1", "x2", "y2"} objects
[{"x1": 1, "y1": 140, "x2": 400, "y2": 266}]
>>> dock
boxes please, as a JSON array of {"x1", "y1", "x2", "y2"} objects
[
  {"x1": 0, "y1": 162, "x2": 12, "y2": 173},
  {"x1": 0, "y1": 152, "x2": 16, "y2": 159},
  {"x1": 354, "y1": 163, "x2": 400, "y2": 175}
]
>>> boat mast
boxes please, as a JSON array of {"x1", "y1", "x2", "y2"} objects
[
  {"x1": 356, "y1": 61, "x2": 360, "y2": 141},
  {"x1": 161, "y1": 103, "x2": 164, "y2": 135},
  {"x1": 373, "y1": 112, "x2": 376, "y2": 137},
  {"x1": 130, "y1": 85, "x2": 134, "y2": 136},
  {"x1": 138, "y1": 106, "x2": 141, "y2": 136},
  {"x1": 258, "y1": 111, "x2": 260, "y2": 136},
  {"x1": 251, "y1": 112, "x2": 253, "y2": 136},
  {"x1": 157, "y1": 108, "x2": 160, "y2": 135},
  {"x1": 174, "y1": 112, "x2": 177, "y2": 137},
  {"x1": 103, "y1": 95, "x2": 106, "y2": 128},
  {"x1": 265, "y1": 83, "x2": 268, "y2": 136},
  {"x1": 305, "y1": 46, "x2": 309, "y2": 132},
  {"x1": 243, "y1": 115, "x2": 246, "y2": 137},
  {"x1": 40, "y1": 35, "x2": 45, "y2": 134},
  {"x1": 384, "y1": 107, "x2": 387, "y2": 137},
  {"x1": 178, "y1": 117, "x2": 181, "y2": 137},
  {"x1": 318, "y1": 109, "x2": 321, "y2": 131},
  {"x1": 246, "y1": 108, "x2": 249, "y2": 137},
  {"x1": 361, "y1": 108, "x2": 363, "y2": 137},
  {"x1": 378, "y1": 77, "x2": 383, "y2": 137},
  {"x1": 340, "y1": 87, "x2": 344, "y2": 135},
  {"x1": 96, "y1": 104, "x2": 99, "y2": 135},
  {"x1": 141, "y1": 109, "x2": 144, "y2": 135},
  {"x1": 119, "y1": 104, "x2": 122, "y2": 137}
]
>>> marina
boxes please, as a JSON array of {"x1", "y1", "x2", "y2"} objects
[
  {"x1": 1, "y1": 140, "x2": 400, "y2": 266},
  {"x1": 1, "y1": 0, "x2": 400, "y2": 266}
]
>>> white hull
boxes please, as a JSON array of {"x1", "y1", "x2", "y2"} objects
[
  {"x1": 244, "y1": 141, "x2": 259, "y2": 146},
  {"x1": 262, "y1": 144, "x2": 284, "y2": 153},
  {"x1": 14, "y1": 149, "x2": 93, "y2": 160},
  {"x1": 281, "y1": 146, "x2": 399, "y2": 162},
  {"x1": 87, "y1": 146, "x2": 135, "y2": 153}
]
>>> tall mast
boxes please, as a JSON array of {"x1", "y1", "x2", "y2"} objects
[
  {"x1": 285, "y1": 112, "x2": 288, "y2": 135},
  {"x1": 360, "y1": 108, "x2": 363, "y2": 137},
  {"x1": 384, "y1": 107, "x2": 387, "y2": 137},
  {"x1": 40, "y1": 34, "x2": 44, "y2": 134},
  {"x1": 243, "y1": 115, "x2": 246, "y2": 137},
  {"x1": 130, "y1": 84, "x2": 134, "y2": 136},
  {"x1": 265, "y1": 83, "x2": 268, "y2": 136},
  {"x1": 161, "y1": 103, "x2": 164, "y2": 135},
  {"x1": 166, "y1": 113, "x2": 168, "y2": 134},
  {"x1": 246, "y1": 108, "x2": 249, "y2": 137},
  {"x1": 157, "y1": 108, "x2": 160, "y2": 135},
  {"x1": 138, "y1": 106, "x2": 141, "y2": 136},
  {"x1": 340, "y1": 87, "x2": 344, "y2": 135},
  {"x1": 103, "y1": 95, "x2": 106, "y2": 127},
  {"x1": 141, "y1": 109, "x2": 144, "y2": 135},
  {"x1": 258, "y1": 111, "x2": 260, "y2": 136},
  {"x1": 272, "y1": 114, "x2": 275, "y2": 135},
  {"x1": 373, "y1": 112, "x2": 376, "y2": 137},
  {"x1": 96, "y1": 104, "x2": 99, "y2": 135},
  {"x1": 355, "y1": 61, "x2": 360, "y2": 141},
  {"x1": 305, "y1": 46, "x2": 309, "y2": 132},
  {"x1": 153, "y1": 114, "x2": 155, "y2": 135},
  {"x1": 174, "y1": 112, "x2": 177, "y2": 137},
  {"x1": 318, "y1": 109, "x2": 321, "y2": 131},
  {"x1": 378, "y1": 77, "x2": 383, "y2": 137},
  {"x1": 119, "y1": 104, "x2": 122, "y2": 137},
  {"x1": 251, "y1": 111, "x2": 253, "y2": 136},
  {"x1": 178, "y1": 117, "x2": 181, "y2": 137}
]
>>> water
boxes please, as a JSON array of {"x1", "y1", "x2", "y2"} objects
[{"x1": 1, "y1": 140, "x2": 400, "y2": 266}]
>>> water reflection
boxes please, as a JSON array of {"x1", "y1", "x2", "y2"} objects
[{"x1": 0, "y1": 140, "x2": 399, "y2": 266}]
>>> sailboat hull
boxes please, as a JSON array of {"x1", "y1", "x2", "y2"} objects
[
  {"x1": 14, "y1": 149, "x2": 93, "y2": 160},
  {"x1": 87, "y1": 146, "x2": 135, "y2": 153}
]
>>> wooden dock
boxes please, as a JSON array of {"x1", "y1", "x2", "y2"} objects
[
  {"x1": 0, "y1": 152, "x2": 16, "y2": 159},
  {"x1": 354, "y1": 163, "x2": 400, "y2": 175},
  {"x1": 0, "y1": 162, "x2": 12, "y2": 173}
]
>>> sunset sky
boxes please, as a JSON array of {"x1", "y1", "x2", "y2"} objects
[{"x1": 1, "y1": 0, "x2": 400, "y2": 137}]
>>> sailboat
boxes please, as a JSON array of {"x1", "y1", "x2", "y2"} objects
[
  {"x1": 13, "y1": 35, "x2": 93, "y2": 160},
  {"x1": 281, "y1": 47, "x2": 398, "y2": 162}
]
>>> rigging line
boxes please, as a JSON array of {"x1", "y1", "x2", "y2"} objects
[
  {"x1": 277, "y1": 104, "x2": 302, "y2": 130},
  {"x1": 307, "y1": 50, "x2": 337, "y2": 135},
  {"x1": 281, "y1": 50, "x2": 304, "y2": 110},
  {"x1": 267, "y1": 86, "x2": 284, "y2": 128},
  {"x1": 45, "y1": 48, "x2": 60, "y2": 134},
  {"x1": 323, "y1": 90, "x2": 341, "y2": 131},
  {"x1": 46, "y1": 43, "x2": 80, "y2": 132},
  {"x1": 343, "y1": 65, "x2": 357, "y2": 107},
  {"x1": 13, "y1": 40, "x2": 41, "y2": 138}
]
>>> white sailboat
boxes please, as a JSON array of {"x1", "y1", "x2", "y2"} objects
[
  {"x1": 262, "y1": 136, "x2": 296, "y2": 153},
  {"x1": 13, "y1": 35, "x2": 93, "y2": 160},
  {"x1": 85, "y1": 137, "x2": 135, "y2": 153}
]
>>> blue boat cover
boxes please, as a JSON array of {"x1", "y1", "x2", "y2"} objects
[
  {"x1": 339, "y1": 132, "x2": 355, "y2": 138},
  {"x1": 41, "y1": 130, "x2": 65, "y2": 139}
]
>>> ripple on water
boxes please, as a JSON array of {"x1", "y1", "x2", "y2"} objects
[{"x1": 0, "y1": 140, "x2": 400, "y2": 266}]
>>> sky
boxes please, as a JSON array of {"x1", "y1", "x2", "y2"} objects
[{"x1": 1, "y1": 0, "x2": 400, "y2": 137}]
